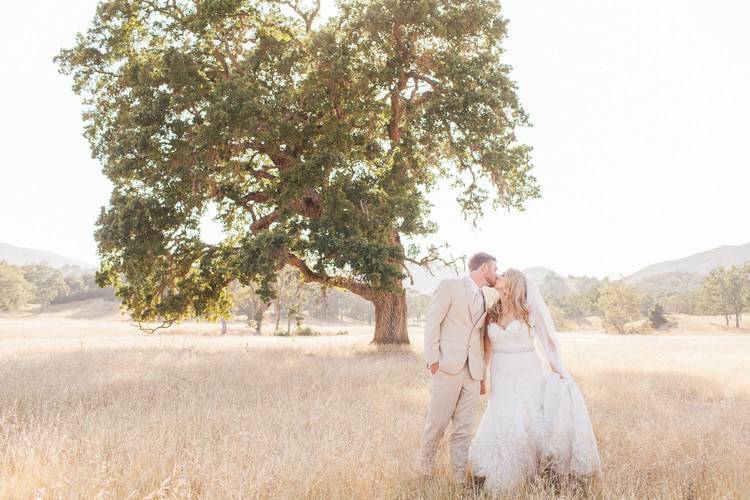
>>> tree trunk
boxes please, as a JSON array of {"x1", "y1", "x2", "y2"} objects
[
  {"x1": 371, "y1": 290, "x2": 409, "y2": 344},
  {"x1": 220, "y1": 318, "x2": 227, "y2": 335},
  {"x1": 254, "y1": 311, "x2": 263, "y2": 335},
  {"x1": 274, "y1": 300, "x2": 281, "y2": 333}
]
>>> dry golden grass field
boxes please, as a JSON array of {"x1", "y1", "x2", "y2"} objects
[{"x1": 1, "y1": 304, "x2": 749, "y2": 499}]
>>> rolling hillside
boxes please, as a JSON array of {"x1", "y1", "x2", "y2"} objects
[
  {"x1": 5, "y1": 239, "x2": 750, "y2": 296},
  {"x1": 627, "y1": 242, "x2": 750, "y2": 282},
  {"x1": 0, "y1": 242, "x2": 95, "y2": 270}
]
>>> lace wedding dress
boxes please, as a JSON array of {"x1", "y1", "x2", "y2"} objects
[{"x1": 468, "y1": 278, "x2": 601, "y2": 493}]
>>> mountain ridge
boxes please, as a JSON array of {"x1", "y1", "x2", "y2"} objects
[
  {"x1": 626, "y1": 242, "x2": 750, "y2": 282},
  {"x1": 4, "y1": 240, "x2": 750, "y2": 294},
  {"x1": 0, "y1": 241, "x2": 95, "y2": 270}
]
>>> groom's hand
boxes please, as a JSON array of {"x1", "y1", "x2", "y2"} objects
[
  {"x1": 480, "y1": 380, "x2": 487, "y2": 395},
  {"x1": 429, "y1": 362, "x2": 439, "y2": 375}
]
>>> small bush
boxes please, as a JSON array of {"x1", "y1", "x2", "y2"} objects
[
  {"x1": 625, "y1": 320, "x2": 654, "y2": 335},
  {"x1": 294, "y1": 326, "x2": 320, "y2": 336},
  {"x1": 335, "y1": 330, "x2": 349, "y2": 336},
  {"x1": 648, "y1": 303, "x2": 669, "y2": 329}
]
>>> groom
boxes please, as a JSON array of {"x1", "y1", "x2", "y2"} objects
[{"x1": 419, "y1": 252, "x2": 499, "y2": 484}]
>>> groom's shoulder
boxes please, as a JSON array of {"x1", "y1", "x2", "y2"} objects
[
  {"x1": 441, "y1": 276, "x2": 464, "y2": 284},
  {"x1": 435, "y1": 276, "x2": 464, "y2": 290}
]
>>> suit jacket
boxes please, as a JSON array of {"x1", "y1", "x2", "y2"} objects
[{"x1": 423, "y1": 277, "x2": 501, "y2": 380}]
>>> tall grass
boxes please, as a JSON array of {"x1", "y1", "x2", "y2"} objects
[{"x1": 1, "y1": 331, "x2": 748, "y2": 498}]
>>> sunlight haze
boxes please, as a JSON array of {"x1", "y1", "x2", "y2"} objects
[{"x1": 1, "y1": 0, "x2": 748, "y2": 278}]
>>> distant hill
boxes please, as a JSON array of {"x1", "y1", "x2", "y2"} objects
[
  {"x1": 6, "y1": 238, "x2": 749, "y2": 297},
  {"x1": 0, "y1": 241, "x2": 96, "y2": 271},
  {"x1": 522, "y1": 266, "x2": 555, "y2": 285},
  {"x1": 627, "y1": 242, "x2": 750, "y2": 282},
  {"x1": 632, "y1": 270, "x2": 704, "y2": 297}
]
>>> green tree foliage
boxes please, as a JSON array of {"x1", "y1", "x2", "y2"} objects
[
  {"x1": 53, "y1": 271, "x2": 117, "y2": 303},
  {"x1": 634, "y1": 271, "x2": 703, "y2": 299},
  {"x1": 647, "y1": 302, "x2": 668, "y2": 329},
  {"x1": 0, "y1": 261, "x2": 116, "y2": 310},
  {"x1": 20, "y1": 264, "x2": 70, "y2": 312},
  {"x1": 596, "y1": 281, "x2": 642, "y2": 334},
  {"x1": 698, "y1": 264, "x2": 750, "y2": 328},
  {"x1": 305, "y1": 284, "x2": 374, "y2": 323},
  {"x1": 405, "y1": 288, "x2": 430, "y2": 325},
  {"x1": 271, "y1": 266, "x2": 310, "y2": 334},
  {"x1": 55, "y1": 0, "x2": 538, "y2": 343},
  {"x1": 306, "y1": 285, "x2": 347, "y2": 321},
  {"x1": 0, "y1": 261, "x2": 34, "y2": 311},
  {"x1": 229, "y1": 279, "x2": 270, "y2": 333},
  {"x1": 541, "y1": 275, "x2": 602, "y2": 327},
  {"x1": 546, "y1": 300, "x2": 570, "y2": 330},
  {"x1": 540, "y1": 272, "x2": 569, "y2": 299},
  {"x1": 633, "y1": 271, "x2": 703, "y2": 314}
]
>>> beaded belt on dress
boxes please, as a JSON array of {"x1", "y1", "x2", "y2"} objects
[{"x1": 492, "y1": 347, "x2": 535, "y2": 354}]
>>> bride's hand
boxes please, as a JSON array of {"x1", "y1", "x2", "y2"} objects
[{"x1": 480, "y1": 380, "x2": 487, "y2": 395}]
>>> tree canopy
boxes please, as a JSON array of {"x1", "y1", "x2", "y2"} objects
[
  {"x1": 698, "y1": 264, "x2": 750, "y2": 328},
  {"x1": 56, "y1": 0, "x2": 538, "y2": 343}
]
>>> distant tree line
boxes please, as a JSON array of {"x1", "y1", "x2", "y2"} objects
[
  {"x1": 0, "y1": 260, "x2": 431, "y2": 334},
  {"x1": 697, "y1": 264, "x2": 750, "y2": 328},
  {"x1": 0, "y1": 260, "x2": 116, "y2": 312},
  {"x1": 4, "y1": 259, "x2": 747, "y2": 334},
  {"x1": 227, "y1": 266, "x2": 431, "y2": 335},
  {"x1": 540, "y1": 263, "x2": 750, "y2": 333}
]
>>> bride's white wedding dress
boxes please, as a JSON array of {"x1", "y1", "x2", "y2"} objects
[{"x1": 469, "y1": 279, "x2": 601, "y2": 493}]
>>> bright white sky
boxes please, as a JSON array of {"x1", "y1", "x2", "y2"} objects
[{"x1": 1, "y1": 0, "x2": 748, "y2": 278}]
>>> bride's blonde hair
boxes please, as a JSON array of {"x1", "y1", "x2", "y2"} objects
[{"x1": 485, "y1": 268, "x2": 532, "y2": 334}]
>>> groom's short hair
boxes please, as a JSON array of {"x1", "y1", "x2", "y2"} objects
[{"x1": 468, "y1": 252, "x2": 496, "y2": 271}]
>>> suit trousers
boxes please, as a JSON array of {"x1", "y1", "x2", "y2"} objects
[{"x1": 419, "y1": 359, "x2": 481, "y2": 482}]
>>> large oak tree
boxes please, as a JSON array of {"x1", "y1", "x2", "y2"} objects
[{"x1": 56, "y1": 0, "x2": 538, "y2": 343}]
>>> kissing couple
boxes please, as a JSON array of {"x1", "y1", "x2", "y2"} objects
[{"x1": 419, "y1": 252, "x2": 602, "y2": 494}]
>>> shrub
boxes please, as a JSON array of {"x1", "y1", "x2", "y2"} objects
[
  {"x1": 648, "y1": 303, "x2": 669, "y2": 329},
  {"x1": 596, "y1": 281, "x2": 642, "y2": 334},
  {"x1": 625, "y1": 319, "x2": 654, "y2": 335},
  {"x1": 294, "y1": 326, "x2": 320, "y2": 336}
]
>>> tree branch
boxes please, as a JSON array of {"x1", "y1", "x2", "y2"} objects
[
  {"x1": 402, "y1": 261, "x2": 415, "y2": 286},
  {"x1": 404, "y1": 245, "x2": 464, "y2": 277},
  {"x1": 132, "y1": 317, "x2": 178, "y2": 334},
  {"x1": 212, "y1": 48, "x2": 230, "y2": 79},
  {"x1": 286, "y1": 253, "x2": 374, "y2": 299},
  {"x1": 276, "y1": 0, "x2": 321, "y2": 33},
  {"x1": 250, "y1": 210, "x2": 280, "y2": 231},
  {"x1": 243, "y1": 164, "x2": 277, "y2": 181}
]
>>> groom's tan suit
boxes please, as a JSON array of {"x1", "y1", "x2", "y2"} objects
[{"x1": 419, "y1": 276, "x2": 500, "y2": 482}]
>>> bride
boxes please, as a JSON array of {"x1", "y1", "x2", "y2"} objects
[{"x1": 469, "y1": 268, "x2": 602, "y2": 493}]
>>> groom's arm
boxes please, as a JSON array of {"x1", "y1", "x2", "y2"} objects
[{"x1": 424, "y1": 279, "x2": 452, "y2": 367}]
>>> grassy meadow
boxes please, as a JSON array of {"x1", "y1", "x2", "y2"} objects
[{"x1": 1, "y1": 302, "x2": 749, "y2": 499}]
